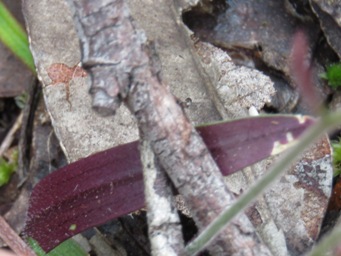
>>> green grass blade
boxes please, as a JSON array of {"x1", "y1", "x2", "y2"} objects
[
  {"x1": 27, "y1": 237, "x2": 87, "y2": 256},
  {"x1": 0, "y1": 2, "x2": 35, "y2": 73}
]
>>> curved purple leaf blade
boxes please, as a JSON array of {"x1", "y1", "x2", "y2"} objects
[
  {"x1": 198, "y1": 115, "x2": 315, "y2": 175},
  {"x1": 25, "y1": 115, "x2": 314, "y2": 251},
  {"x1": 25, "y1": 141, "x2": 143, "y2": 251}
]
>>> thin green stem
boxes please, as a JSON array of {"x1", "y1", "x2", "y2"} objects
[
  {"x1": 185, "y1": 111, "x2": 341, "y2": 255},
  {"x1": 0, "y1": 2, "x2": 35, "y2": 73}
]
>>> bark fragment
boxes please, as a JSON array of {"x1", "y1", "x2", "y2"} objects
[{"x1": 141, "y1": 140, "x2": 184, "y2": 255}]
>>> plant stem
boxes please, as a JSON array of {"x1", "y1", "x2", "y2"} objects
[
  {"x1": 0, "y1": 216, "x2": 36, "y2": 256},
  {"x1": 185, "y1": 111, "x2": 341, "y2": 255}
]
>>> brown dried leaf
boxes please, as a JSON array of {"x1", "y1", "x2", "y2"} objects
[
  {"x1": 267, "y1": 137, "x2": 332, "y2": 254},
  {"x1": 194, "y1": 0, "x2": 318, "y2": 79},
  {"x1": 192, "y1": 41, "x2": 275, "y2": 118},
  {"x1": 226, "y1": 135, "x2": 333, "y2": 255}
]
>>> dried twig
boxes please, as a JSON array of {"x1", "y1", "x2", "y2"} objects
[
  {"x1": 0, "y1": 112, "x2": 23, "y2": 157},
  {"x1": 0, "y1": 216, "x2": 36, "y2": 256},
  {"x1": 140, "y1": 140, "x2": 184, "y2": 255},
  {"x1": 66, "y1": 0, "x2": 271, "y2": 254}
]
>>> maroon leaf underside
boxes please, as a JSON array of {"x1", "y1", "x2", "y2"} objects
[{"x1": 25, "y1": 115, "x2": 314, "y2": 251}]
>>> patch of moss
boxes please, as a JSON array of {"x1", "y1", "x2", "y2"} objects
[
  {"x1": 321, "y1": 63, "x2": 341, "y2": 88},
  {"x1": 0, "y1": 151, "x2": 17, "y2": 187}
]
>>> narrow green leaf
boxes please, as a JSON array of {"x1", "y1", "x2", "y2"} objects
[
  {"x1": 27, "y1": 237, "x2": 87, "y2": 256},
  {"x1": 332, "y1": 139, "x2": 341, "y2": 177},
  {"x1": 0, "y1": 2, "x2": 35, "y2": 73}
]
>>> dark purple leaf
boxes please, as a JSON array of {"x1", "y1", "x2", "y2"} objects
[
  {"x1": 198, "y1": 115, "x2": 315, "y2": 175},
  {"x1": 25, "y1": 115, "x2": 314, "y2": 251}
]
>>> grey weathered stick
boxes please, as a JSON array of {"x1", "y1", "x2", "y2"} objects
[
  {"x1": 67, "y1": 0, "x2": 271, "y2": 254},
  {"x1": 141, "y1": 139, "x2": 184, "y2": 255}
]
